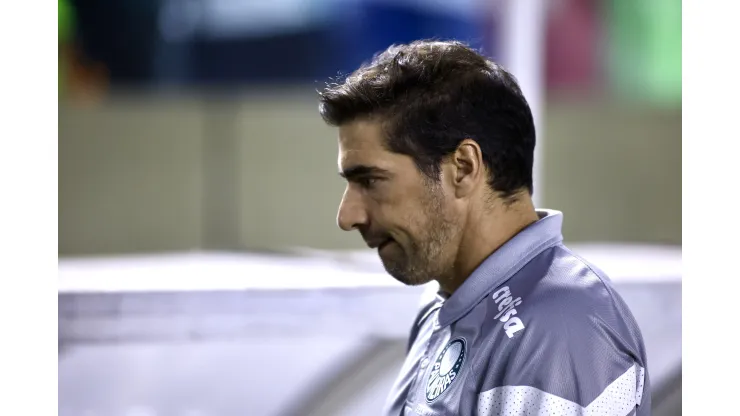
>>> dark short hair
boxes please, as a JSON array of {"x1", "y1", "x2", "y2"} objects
[{"x1": 318, "y1": 39, "x2": 536, "y2": 199}]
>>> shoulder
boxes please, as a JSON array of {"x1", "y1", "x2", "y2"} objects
[
  {"x1": 487, "y1": 244, "x2": 642, "y2": 342},
  {"x1": 471, "y1": 245, "x2": 650, "y2": 411}
]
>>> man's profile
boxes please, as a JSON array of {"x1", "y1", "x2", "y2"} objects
[{"x1": 318, "y1": 40, "x2": 650, "y2": 416}]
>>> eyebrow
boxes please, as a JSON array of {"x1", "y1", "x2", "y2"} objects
[{"x1": 339, "y1": 165, "x2": 390, "y2": 180}]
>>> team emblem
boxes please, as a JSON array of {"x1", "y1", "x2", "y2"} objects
[{"x1": 426, "y1": 338, "x2": 466, "y2": 402}]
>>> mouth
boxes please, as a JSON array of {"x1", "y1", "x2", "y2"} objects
[
  {"x1": 377, "y1": 239, "x2": 393, "y2": 251},
  {"x1": 367, "y1": 238, "x2": 393, "y2": 250}
]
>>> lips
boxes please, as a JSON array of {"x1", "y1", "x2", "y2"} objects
[
  {"x1": 378, "y1": 239, "x2": 393, "y2": 251},
  {"x1": 366, "y1": 237, "x2": 393, "y2": 250}
]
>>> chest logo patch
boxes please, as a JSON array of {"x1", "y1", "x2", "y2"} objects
[{"x1": 425, "y1": 338, "x2": 466, "y2": 402}]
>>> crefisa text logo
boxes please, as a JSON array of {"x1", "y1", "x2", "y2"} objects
[{"x1": 426, "y1": 338, "x2": 466, "y2": 402}]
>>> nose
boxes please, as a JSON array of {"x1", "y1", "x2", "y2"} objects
[{"x1": 337, "y1": 187, "x2": 368, "y2": 231}]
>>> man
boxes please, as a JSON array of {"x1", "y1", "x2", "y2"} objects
[{"x1": 318, "y1": 40, "x2": 650, "y2": 416}]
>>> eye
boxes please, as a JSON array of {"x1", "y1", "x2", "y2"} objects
[{"x1": 357, "y1": 177, "x2": 379, "y2": 189}]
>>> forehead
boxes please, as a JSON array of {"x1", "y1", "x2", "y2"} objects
[{"x1": 337, "y1": 120, "x2": 403, "y2": 170}]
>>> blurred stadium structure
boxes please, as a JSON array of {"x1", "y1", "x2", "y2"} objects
[{"x1": 58, "y1": 0, "x2": 681, "y2": 415}]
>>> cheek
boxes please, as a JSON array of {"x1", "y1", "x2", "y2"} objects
[
  {"x1": 397, "y1": 210, "x2": 434, "y2": 247},
  {"x1": 371, "y1": 180, "x2": 440, "y2": 233},
  {"x1": 372, "y1": 203, "x2": 419, "y2": 242},
  {"x1": 367, "y1": 187, "x2": 406, "y2": 220}
]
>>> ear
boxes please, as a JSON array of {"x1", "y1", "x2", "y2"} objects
[{"x1": 446, "y1": 139, "x2": 484, "y2": 198}]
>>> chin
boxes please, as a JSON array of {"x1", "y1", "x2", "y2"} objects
[{"x1": 385, "y1": 267, "x2": 434, "y2": 287}]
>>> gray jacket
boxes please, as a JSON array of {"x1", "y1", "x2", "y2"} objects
[{"x1": 383, "y1": 210, "x2": 650, "y2": 416}]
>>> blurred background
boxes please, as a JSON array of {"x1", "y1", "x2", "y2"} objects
[{"x1": 58, "y1": 0, "x2": 681, "y2": 415}]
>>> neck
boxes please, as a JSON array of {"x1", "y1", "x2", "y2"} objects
[{"x1": 437, "y1": 194, "x2": 539, "y2": 295}]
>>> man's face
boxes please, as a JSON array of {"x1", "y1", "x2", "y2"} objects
[{"x1": 336, "y1": 120, "x2": 461, "y2": 286}]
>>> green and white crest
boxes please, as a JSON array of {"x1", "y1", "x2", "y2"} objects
[{"x1": 426, "y1": 338, "x2": 466, "y2": 402}]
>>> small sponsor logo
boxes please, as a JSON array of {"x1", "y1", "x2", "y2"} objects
[{"x1": 492, "y1": 286, "x2": 526, "y2": 338}]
